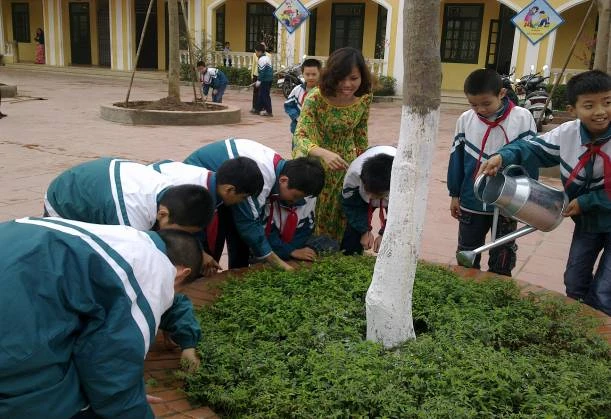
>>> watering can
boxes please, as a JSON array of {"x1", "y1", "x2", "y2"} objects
[{"x1": 456, "y1": 165, "x2": 568, "y2": 268}]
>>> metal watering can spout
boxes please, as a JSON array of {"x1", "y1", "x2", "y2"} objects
[{"x1": 456, "y1": 165, "x2": 568, "y2": 267}]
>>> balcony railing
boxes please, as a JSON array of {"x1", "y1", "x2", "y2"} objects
[
  {"x1": 180, "y1": 50, "x2": 388, "y2": 77},
  {"x1": 549, "y1": 68, "x2": 586, "y2": 85}
]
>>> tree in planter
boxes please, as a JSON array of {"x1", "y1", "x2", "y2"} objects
[
  {"x1": 366, "y1": 0, "x2": 441, "y2": 347},
  {"x1": 167, "y1": 0, "x2": 181, "y2": 101},
  {"x1": 593, "y1": 0, "x2": 610, "y2": 72}
]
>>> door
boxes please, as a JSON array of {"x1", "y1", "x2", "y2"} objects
[
  {"x1": 97, "y1": 0, "x2": 111, "y2": 67},
  {"x1": 485, "y1": 4, "x2": 516, "y2": 75},
  {"x1": 69, "y1": 3, "x2": 92, "y2": 65},
  {"x1": 136, "y1": 0, "x2": 158, "y2": 69},
  {"x1": 330, "y1": 3, "x2": 365, "y2": 52}
]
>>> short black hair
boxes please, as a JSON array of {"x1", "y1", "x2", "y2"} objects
[
  {"x1": 464, "y1": 69, "x2": 503, "y2": 96},
  {"x1": 255, "y1": 43, "x2": 266, "y2": 53},
  {"x1": 216, "y1": 157, "x2": 264, "y2": 196},
  {"x1": 159, "y1": 184, "x2": 214, "y2": 228},
  {"x1": 361, "y1": 153, "x2": 394, "y2": 195},
  {"x1": 320, "y1": 47, "x2": 372, "y2": 98},
  {"x1": 281, "y1": 157, "x2": 325, "y2": 196},
  {"x1": 566, "y1": 70, "x2": 611, "y2": 106},
  {"x1": 196, "y1": 61, "x2": 205, "y2": 67},
  {"x1": 157, "y1": 229, "x2": 202, "y2": 283},
  {"x1": 301, "y1": 58, "x2": 322, "y2": 71}
]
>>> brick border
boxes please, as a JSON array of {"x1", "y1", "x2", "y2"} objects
[{"x1": 143, "y1": 264, "x2": 611, "y2": 418}]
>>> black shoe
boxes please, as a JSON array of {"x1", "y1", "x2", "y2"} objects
[{"x1": 0, "y1": 112, "x2": 6, "y2": 118}]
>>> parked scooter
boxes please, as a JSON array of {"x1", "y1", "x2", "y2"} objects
[
  {"x1": 277, "y1": 60, "x2": 305, "y2": 99},
  {"x1": 515, "y1": 66, "x2": 553, "y2": 131},
  {"x1": 500, "y1": 70, "x2": 519, "y2": 106}
]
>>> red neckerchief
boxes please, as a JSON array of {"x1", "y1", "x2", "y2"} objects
[
  {"x1": 367, "y1": 200, "x2": 387, "y2": 231},
  {"x1": 565, "y1": 141, "x2": 611, "y2": 198},
  {"x1": 473, "y1": 100, "x2": 515, "y2": 178},
  {"x1": 206, "y1": 171, "x2": 219, "y2": 252},
  {"x1": 265, "y1": 197, "x2": 299, "y2": 243}
]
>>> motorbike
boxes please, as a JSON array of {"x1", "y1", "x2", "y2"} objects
[
  {"x1": 277, "y1": 63, "x2": 305, "y2": 99},
  {"x1": 515, "y1": 68, "x2": 553, "y2": 132},
  {"x1": 500, "y1": 71, "x2": 519, "y2": 106}
]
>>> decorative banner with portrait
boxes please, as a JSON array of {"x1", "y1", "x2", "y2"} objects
[
  {"x1": 511, "y1": 0, "x2": 564, "y2": 45},
  {"x1": 274, "y1": 0, "x2": 310, "y2": 34}
]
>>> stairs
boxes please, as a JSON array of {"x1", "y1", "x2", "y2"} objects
[{"x1": 3, "y1": 63, "x2": 168, "y2": 81}]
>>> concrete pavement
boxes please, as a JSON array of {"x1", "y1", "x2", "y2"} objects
[{"x1": 0, "y1": 65, "x2": 570, "y2": 294}]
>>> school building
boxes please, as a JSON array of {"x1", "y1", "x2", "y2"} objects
[{"x1": 0, "y1": 0, "x2": 599, "y2": 93}]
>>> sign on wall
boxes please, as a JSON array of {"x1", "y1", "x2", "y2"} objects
[
  {"x1": 274, "y1": 0, "x2": 310, "y2": 34},
  {"x1": 511, "y1": 0, "x2": 565, "y2": 45}
]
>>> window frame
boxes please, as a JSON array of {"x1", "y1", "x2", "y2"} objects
[
  {"x1": 440, "y1": 3, "x2": 484, "y2": 64},
  {"x1": 215, "y1": 5, "x2": 225, "y2": 49},
  {"x1": 11, "y1": 2, "x2": 31, "y2": 43},
  {"x1": 330, "y1": 3, "x2": 365, "y2": 52},
  {"x1": 245, "y1": 2, "x2": 278, "y2": 52}
]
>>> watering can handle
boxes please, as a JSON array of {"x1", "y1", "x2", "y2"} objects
[
  {"x1": 502, "y1": 164, "x2": 529, "y2": 176},
  {"x1": 473, "y1": 173, "x2": 488, "y2": 202}
]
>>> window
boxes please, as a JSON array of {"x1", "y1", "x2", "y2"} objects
[
  {"x1": 11, "y1": 3, "x2": 30, "y2": 43},
  {"x1": 330, "y1": 3, "x2": 365, "y2": 52},
  {"x1": 441, "y1": 4, "x2": 484, "y2": 64},
  {"x1": 374, "y1": 5, "x2": 388, "y2": 59},
  {"x1": 246, "y1": 3, "x2": 277, "y2": 52},
  {"x1": 216, "y1": 5, "x2": 225, "y2": 49}
]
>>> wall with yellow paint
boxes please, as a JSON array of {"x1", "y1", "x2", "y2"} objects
[
  {"x1": 221, "y1": 0, "x2": 247, "y2": 51},
  {"x1": 2, "y1": 0, "x2": 44, "y2": 63},
  {"x1": 551, "y1": 1, "x2": 597, "y2": 69},
  {"x1": 440, "y1": 0, "x2": 500, "y2": 91}
]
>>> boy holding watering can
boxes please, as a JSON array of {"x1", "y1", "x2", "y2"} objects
[
  {"x1": 480, "y1": 70, "x2": 611, "y2": 316},
  {"x1": 447, "y1": 69, "x2": 538, "y2": 276}
]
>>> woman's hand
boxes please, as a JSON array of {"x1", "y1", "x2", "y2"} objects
[{"x1": 310, "y1": 147, "x2": 349, "y2": 171}]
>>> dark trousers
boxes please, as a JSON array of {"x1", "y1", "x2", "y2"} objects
[
  {"x1": 71, "y1": 408, "x2": 99, "y2": 418},
  {"x1": 204, "y1": 204, "x2": 250, "y2": 269},
  {"x1": 255, "y1": 81, "x2": 273, "y2": 114},
  {"x1": 457, "y1": 209, "x2": 517, "y2": 276},
  {"x1": 251, "y1": 75, "x2": 258, "y2": 110},
  {"x1": 341, "y1": 223, "x2": 365, "y2": 256},
  {"x1": 564, "y1": 230, "x2": 611, "y2": 316}
]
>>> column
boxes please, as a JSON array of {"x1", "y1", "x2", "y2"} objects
[
  {"x1": 0, "y1": 5, "x2": 5, "y2": 56},
  {"x1": 392, "y1": 0, "x2": 404, "y2": 95},
  {"x1": 44, "y1": 0, "x2": 65, "y2": 66}
]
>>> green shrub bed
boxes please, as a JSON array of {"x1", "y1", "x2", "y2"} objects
[{"x1": 186, "y1": 256, "x2": 611, "y2": 418}]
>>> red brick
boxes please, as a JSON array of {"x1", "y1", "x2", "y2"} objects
[
  {"x1": 183, "y1": 407, "x2": 219, "y2": 419},
  {"x1": 165, "y1": 399, "x2": 196, "y2": 413}
]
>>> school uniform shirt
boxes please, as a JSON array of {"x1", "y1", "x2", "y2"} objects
[
  {"x1": 284, "y1": 83, "x2": 308, "y2": 133},
  {"x1": 0, "y1": 218, "x2": 178, "y2": 419},
  {"x1": 257, "y1": 54, "x2": 273, "y2": 83},
  {"x1": 201, "y1": 68, "x2": 228, "y2": 96},
  {"x1": 184, "y1": 138, "x2": 284, "y2": 258},
  {"x1": 497, "y1": 120, "x2": 611, "y2": 233},
  {"x1": 447, "y1": 99, "x2": 538, "y2": 214},
  {"x1": 45, "y1": 158, "x2": 172, "y2": 231},
  {"x1": 150, "y1": 160, "x2": 220, "y2": 207},
  {"x1": 265, "y1": 196, "x2": 316, "y2": 260},
  {"x1": 342, "y1": 146, "x2": 397, "y2": 234}
]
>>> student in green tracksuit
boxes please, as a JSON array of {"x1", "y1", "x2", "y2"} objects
[{"x1": 0, "y1": 218, "x2": 202, "y2": 418}]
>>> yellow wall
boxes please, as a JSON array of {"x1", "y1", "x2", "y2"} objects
[
  {"x1": 551, "y1": 1, "x2": 597, "y2": 69},
  {"x1": 2, "y1": 0, "x2": 44, "y2": 63},
  {"x1": 440, "y1": 0, "x2": 500, "y2": 91},
  {"x1": 222, "y1": 0, "x2": 247, "y2": 51}
]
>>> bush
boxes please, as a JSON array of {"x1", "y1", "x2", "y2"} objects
[
  {"x1": 185, "y1": 256, "x2": 611, "y2": 418},
  {"x1": 180, "y1": 63, "x2": 253, "y2": 86},
  {"x1": 546, "y1": 83, "x2": 569, "y2": 111},
  {"x1": 373, "y1": 75, "x2": 397, "y2": 96}
]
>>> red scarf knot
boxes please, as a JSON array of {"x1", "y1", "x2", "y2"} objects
[
  {"x1": 473, "y1": 100, "x2": 515, "y2": 178},
  {"x1": 265, "y1": 197, "x2": 299, "y2": 243},
  {"x1": 565, "y1": 141, "x2": 611, "y2": 198}
]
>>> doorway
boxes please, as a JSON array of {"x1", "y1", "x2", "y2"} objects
[
  {"x1": 69, "y1": 2, "x2": 92, "y2": 65},
  {"x1": 485, "y1": 4, "x2": 516, "y2": 75},
  {"x1": 330, "y1": 3, "x2": 365, "y2": 52},
  {"x1": 97, "y1": 0, "x2": 110, "y2": 67},
  {"x1": 135, "y1": 0, "x2": 158, "y2": 69}
]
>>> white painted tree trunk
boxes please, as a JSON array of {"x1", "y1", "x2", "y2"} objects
[{"x1": 366, "y1": 0, "x2": 441, "y2": 348}]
